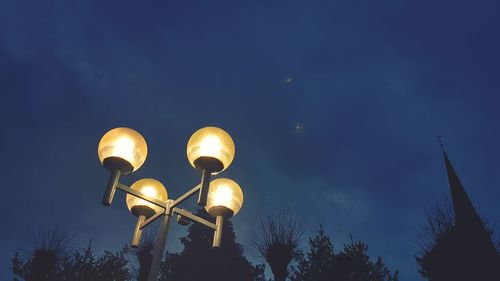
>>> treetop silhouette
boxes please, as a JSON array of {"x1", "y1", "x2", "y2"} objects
[
  {"x1": 252, "y1": 214, "x2": 303, "y2": 281},
  {"x1": 292, "y1": 226, "x2": 397, "y2": 281}
]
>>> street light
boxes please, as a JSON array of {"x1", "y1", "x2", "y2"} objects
[
  {"x1": 97, "y1": 126, "x2": 244, "y2": 281},
  {"x1": 205, "y1": 178, "x2": 244, "y2": 246}
]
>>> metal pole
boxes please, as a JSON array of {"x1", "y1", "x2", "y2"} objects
[
  {"x1": 198, "y1": 169, "x2": 211, "y2": 207},
  {"x1": 131, "y1": 215, "x2": 145, "y2": 247},
  {"x1": 102, "y1": 169, "x2": 121, "y2": 206},
  {"x1": 147, "y1": 210, "x2": 172, "y2": 281},
  {"x1": 212, "y1": 216, "x2": 224, "y2": 247}
]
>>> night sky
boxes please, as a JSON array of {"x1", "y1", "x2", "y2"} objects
[{"x1": 1, "y1": 1, "x2": 500, "y2": 280}]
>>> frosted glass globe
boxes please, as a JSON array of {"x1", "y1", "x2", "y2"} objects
[
  {"x1": 186, "y1": 127, "x2": 235, "y2": 174},
  {"x1": 98, "y1": 127, "x2": 147, "y2": 173},
  {"x1": 126, "y1": 178, "x2": 168, "y2": 218},
  {"x1": 205, "y1": 178, "x2": 243, "y2": 217}
]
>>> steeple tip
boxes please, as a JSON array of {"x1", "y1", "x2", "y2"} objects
[{"x1": 438, "y1": 136, "x2": 446, "y2": 154}]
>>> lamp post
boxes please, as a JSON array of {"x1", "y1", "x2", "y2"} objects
[{"x1": 97, "y1": 126, "x2": 244, "y2": 281}]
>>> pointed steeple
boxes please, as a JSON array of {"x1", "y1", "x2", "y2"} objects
[
  {"x1": 416, "y1": 142, "x2": 500, "y2": 280},
  {"x1": 442, "y1": 152, "x2": 483, "y2": 228},
  {"x1": 440, "y1": 149, "x2": 500, "y2": 279}
]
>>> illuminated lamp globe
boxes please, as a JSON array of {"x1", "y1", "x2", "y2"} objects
[
  {"x1": 186, "y1": 126, "x2": 235, "y2": 174},
  {"x1": 205, "y1": 178, "x2": 243, "y2": 218},
  {"x1": 98, "y1": 127, "x2": 148, "y2": 174},
  {"x1": 126, "y1": 178, "x2": 168, "y2": 218}
]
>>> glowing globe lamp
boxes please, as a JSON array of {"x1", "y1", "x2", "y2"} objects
[
  {"x1": 205, "y1": 178, "x2": 243, "y2": 218},
  {"x1": 186, "y1": 127, "x2": 235, "y2": 174},
  {"x1": 126, "y1": 178, "x2": 168, "y2": 218},
  {"x1": 98, "y1": 127, "x2": 148, "y2": 174}
]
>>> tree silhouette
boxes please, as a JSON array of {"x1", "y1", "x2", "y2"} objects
[
  {"x1": 334, "y1": 239, "x2": 396, "y2": 281},
  {"x1": 291, "y1": 226, "x2": 397, "y2": 281},
  {"x1": 13, "y1": 227, "x2": 131, "y2": 281},
  {"x1": 92, "y1": 247, "x2": 131, "y2": 281},
  {"x1": 129, "y1": 228, "x2": 158, "y2": 281},
  {"x1": 252, "y1": 214, "x2": 302, "y2": 281},
  {"x1": 160, "y1": 209, "x2": 265, "y2": 281},
  {"x1": 417, "y1": 200, "x2": 455, "y2": 255},
  {"x1": 291, "y1": 225, "x2": 334, "y2": 281},
  {"x1": 12, "y1": 227, "x2": 72, "y2": 281},
  {"x1": 14, "y1": 242, "x2": 132, "y2": 281}
]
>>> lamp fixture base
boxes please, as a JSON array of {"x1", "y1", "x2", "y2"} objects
[
  {"x1": 194, "y1": 156, "x2": 224, "y2": 173},
  {"x1": 131, "y1": 215, "x2": 145, "y2": 248},
  {"x1": 131, "y1": 206, "x2": 156, "y2": 219},
  {"x1": 103, "y1": 157, "x2": 134, "y2": 174},
  {"x1": 207, "y1": 206, "x2": 234, "y2": 218}
]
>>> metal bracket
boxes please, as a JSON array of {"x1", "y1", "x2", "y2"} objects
[
  {"x1": 171, "y1": 184, "x2": 201, "y2": 207},
  {"x1": 197, "y1": 169, "x2": 211, "y2": 207},
  {"x1": 116, "y1": 183, "x2": 167, "y2": 209},
  {"x1": 102, "y1": 170, "x2": 121, "y2": 206},
  {"x1": 140, "y1": 211, "x2": 163, "y2": 230},
  {"x1": 132, "y1": 215, "x2": 145, "y2": 247},
  {"x1": 172, "y1": 208, "x2": 216, "y2": 229},
  {"x1": 212, "y1": 216, "x2": 224, "y2": 247}
]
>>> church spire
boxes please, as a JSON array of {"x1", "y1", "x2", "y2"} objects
[
  {"x1": 441, "y1": 146, "x2": 500, "y2": 278},
  {"x1": 415, "y1": 141, "x2": 500, "y2": 280},
  {"x1": 442, "y1": 151, "x2": 483, "y2": 228}
]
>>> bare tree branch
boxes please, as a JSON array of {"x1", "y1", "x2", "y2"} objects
[{"x1": 252, "y1": 213, "x2": 302, "y2": 281}]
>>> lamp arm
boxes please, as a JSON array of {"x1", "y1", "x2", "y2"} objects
[
  {"x1": 102, "y1": 170, "x2": 121, "y2": 206},
  {"x1": 116, "y1": 183, "x2": 167, "y2": 209},
  {"x1": 140, "y1": 211, "x2": 163, "y2": 230},
  {"x1": 170, "y1": 183, "x2": 202, "y2": 208},
  {"x1": 172, "y1": 208, "x2": 216, "y2": 229},
  {"x1": 131, "y1": 215, "x2": 145, "y2": 247},
  {"x1": 212, "y1": 216, "x2": 224, "y2": 247},
  {"x1": 197, "y1": 169, "x2": 211, "y2": 206},
  {"x1": 115, "y1": 181, "x2": 207, "y2": 231}
]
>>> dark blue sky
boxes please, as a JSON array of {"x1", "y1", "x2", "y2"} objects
[{"x1": 1, "y1": 0, "x2": 500, "y2": 280}]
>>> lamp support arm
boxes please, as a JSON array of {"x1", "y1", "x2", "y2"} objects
[
  {"x1": 102, "y1": 170, "x2": 121, "y2": 206},
  {"x1": 140, "y1": 211, "x2": 163, "y2": 230},
  {"x1": 197, "y1": 169, "x2": 211, "y2": 206},
  {"x1": 172, "y1": 208, "x2": 216, "y2": 229},
  {"x1": 171, "y1": 183, "x2": 201, "y2": 207},
  {"x1": 116, "y1": 183, "x2": 167, "y2": 209},
  {"x1": 212, "y1": 216, "x2": 224, "y2": 247},
  {"x1": 131, "y1": 215, "x2": 145, "y2": 247}
]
